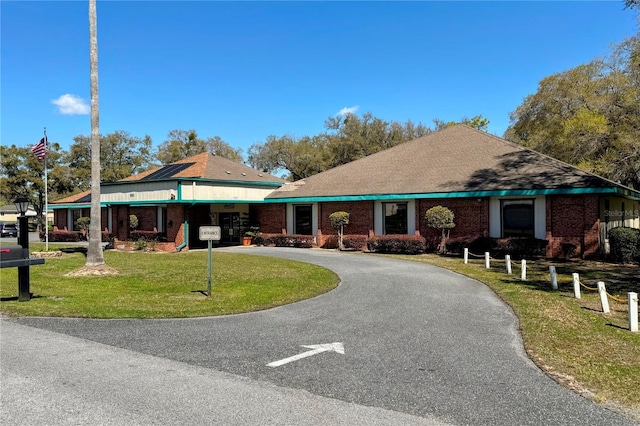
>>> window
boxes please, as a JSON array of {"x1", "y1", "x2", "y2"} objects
[
  {"x1": 72, "y1": 209, "x2": 82, "y2": 231},
  {"x1": 383, "y1": 202, "x2": 408, "y2": 234},
  {"x1": 294, "y1": 205, "x2": 313, "y2": 235},
  {"x1": 501, "y1": 199, "x2": 534, "y2": 237}
]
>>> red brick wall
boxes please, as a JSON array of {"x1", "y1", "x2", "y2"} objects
[
  {"x1": 253, "y1": 204, "x2": 286, "y2": 234},
  {"x1": 317, "y1": 201, "x2": 374, "y2": 246},
  {"x1": 546, "y1": 195, "x2": 599, "y2": 259},
  {"x1": 129, "y1": 207, "x2": 157, "y2": 231},
  {"x1": 167, "y1": 205, "x2": 184, "y2": 249},
  {"x1": 417, "y1": 198, "x2": 490, "y2": 249}
]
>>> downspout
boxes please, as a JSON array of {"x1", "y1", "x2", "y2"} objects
[
  {"x1": 176, "y1": 221, "x2": 188, "y2": 251},
  {"x1": 176, "y1": 203, "x2": 191, "y2": 251}
]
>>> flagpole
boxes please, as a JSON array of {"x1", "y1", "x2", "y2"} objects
[{"x1": 44, "y1": 127, "x2": 49, "y2": 251}]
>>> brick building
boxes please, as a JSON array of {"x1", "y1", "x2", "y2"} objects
[
  {"x1": 50, "y1": 125, "x2": 639, "y2": 258},
  {"x1": 263, "y1": 125, "x2": 639, "y2": 258}
]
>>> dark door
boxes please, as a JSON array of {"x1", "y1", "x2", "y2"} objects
[{"x1": 219, "y1": 212, "x2": 240, "y2": 244}]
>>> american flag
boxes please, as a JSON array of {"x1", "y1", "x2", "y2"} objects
[{"x1": 31, "y1": 136, "x2": 48, "y2": 161}]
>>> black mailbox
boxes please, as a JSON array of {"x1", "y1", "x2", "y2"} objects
[{"x1": 0, "y1": 245, "x2": 26, "y2": 261}]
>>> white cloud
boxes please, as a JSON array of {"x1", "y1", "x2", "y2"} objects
[
  {"x1": 337, "y1": 105, "x2": 359, "y2": 116},
  {"x1": 51, "y1": 94, "x2": 90, "y2": 115}
]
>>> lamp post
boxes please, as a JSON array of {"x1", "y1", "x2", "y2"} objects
[{"x1": 14, "y1": 197, "x2": 30, "y2": 301}]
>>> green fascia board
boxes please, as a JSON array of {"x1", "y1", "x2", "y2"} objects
[
  {"x1": 264, "y1": 187, "x2": 640, "y2": 203},
  {"x1": 103, "y1": 178, "x2": 283, "y2": 188}
]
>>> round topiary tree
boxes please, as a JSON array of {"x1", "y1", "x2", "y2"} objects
[
  {"x1": 129, "y1": 214, "x2": 139, "y2": 231},
  {"x1": 329, "y1": 211, "x2": 350, "y2": 250},
  {"x1": 425, "y1": 206, "x2": 455, "y2": 254}
]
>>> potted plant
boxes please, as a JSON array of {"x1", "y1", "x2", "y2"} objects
[{"x1": 243, "y1": 226, "x2": 260, "y2": 246}]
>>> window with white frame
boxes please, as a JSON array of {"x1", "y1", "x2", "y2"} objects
[
  {"x1": 294, "y1": 205, "x2": 313, "y2": 235},
  {"x1": 501, "y1": 199, "x2": 534, "y2": 237},
  {"x1": 383, "y1": 202, "x2": 408, "y2": 234}
]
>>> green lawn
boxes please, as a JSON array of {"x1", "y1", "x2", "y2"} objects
[
  {"x1": 386, "y1": 253, "x2": 640, "y2": 419},
  {"x1": 0, "y1": 245, "x2": 339, "y2": 318}
]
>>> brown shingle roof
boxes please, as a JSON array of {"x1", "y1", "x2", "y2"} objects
[
  {"x1": 267, "y1": 124, "x2": 630, "y2": 200},
  {"x1": 121, "y1": 152, "x2": 286, "y2": 184}
]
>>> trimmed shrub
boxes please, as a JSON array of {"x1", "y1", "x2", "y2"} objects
[
  {"x1": 253, "y1": 233, "x2": 314, "y2": 248},
  {"x1": 450, "y1": 236, "x2": 547, "y2": 258},
  {"x1": 608, "y1": 227, "x2": 640, "y2": 264},
  {"x1": 343, "y1": 235, "x2": 368, "y2": 251},
  {"x1": 367, "y1": 235, "x2": 426, "y2": 255},
  {"x1": 40, "y1": 231, "x2": 82, "y2": 242},
  {"x1": 129, "y1": 231, "x2": 166, "y2": 242}
]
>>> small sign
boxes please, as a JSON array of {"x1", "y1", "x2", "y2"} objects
[{"x1": 199, "y1": 225, "x2": 221, "y2": 241}]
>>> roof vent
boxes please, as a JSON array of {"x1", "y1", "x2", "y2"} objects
[
  {"x1": 226, "y1": 171, "x2": 231, "y2": 174},
  {"x1": 258, "y1": 173, "x2": 263, "y2": 177},
  {"x1": 241, "y1": 172, "x2": 246, "y2": 176}
]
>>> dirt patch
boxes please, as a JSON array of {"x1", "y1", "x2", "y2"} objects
[{"x1": 64, "y1": 264, "x2": 119, "y2": 277}]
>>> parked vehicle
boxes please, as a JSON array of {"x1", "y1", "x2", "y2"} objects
[{"x1": 0, "y1": 222, "x2": 18, "y2": 238}]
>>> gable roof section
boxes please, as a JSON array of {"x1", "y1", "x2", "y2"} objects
[
  {"x1": 51, "y1": 153, "x2": 286, "y2": 205},
  {"x1": 119, "y1": 152, "x2": 286, "y2": 184},
  {"x1": 267, "y1": 124, "x2": 639, "y2": 201}
]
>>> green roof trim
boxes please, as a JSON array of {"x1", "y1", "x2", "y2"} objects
[{"x1": 265, "y1": 186, "x2": 640, "y2": 203}]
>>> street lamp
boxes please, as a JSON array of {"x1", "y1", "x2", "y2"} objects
[{"x1": 14, "y1": 197, "x2": 30, "y2": 217}]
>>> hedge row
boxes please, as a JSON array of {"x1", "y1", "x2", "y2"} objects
[
  {"x1": 40, "y1": 231, "x2": 113, "y2": 243},
  {"x1": 253, "y1": 233, "x2": 314, "y2": 248},
  {"x1": 366, "y1": 234, "x2": 427, "y2": 255},
  {"x1": 130, "y1": 231, "x2": 167, "y2": 242},
  {"x1": 321, "y1": 235, "x2": 368, "y2": 250},
  {"x1": 445, "y1": 236, "x2": 548, "y2": 258}
]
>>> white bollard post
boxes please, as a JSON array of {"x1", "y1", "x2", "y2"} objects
[
  {"x1": 521, "y1": 259, "x2": 526, "y2": 281},
  {"x1": 598, "y1": 281, "x2": 610, "y2": 314},
  {"x1": 549, "y1": 266, "x2": 558, "y2": 290},
  {"x1": 505, "y1": 255, "x2": 512, "y2": 274},
  {"x1": 629, "y1": 292, "x2": 638, "y2": 333},
  {"x1": 485, "y1": 252, "x2": 490, "y2": 269},
  {"x1": 572, "y1": 273, "x2": 581, "y2": 299},
  {"x1": 463, "y1": 248, "x2": 469, "y2": 264}
]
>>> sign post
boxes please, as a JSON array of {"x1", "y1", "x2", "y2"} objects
[{"x1": 199, "y1": 226, "x2": 221, "y2": 296}]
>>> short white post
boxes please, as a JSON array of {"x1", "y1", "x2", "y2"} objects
[
  {"x1": 629, "y1": 292, "x2": 638, "y2": 332},
  {"x1": 505, "y1": 255, "x2": 512, "y2": 274},
  {"x1": 598, "y1": 281, "x2": 610, "y2": 314},
  {"x1": 521, "y1": 259, "x2": 526, "y2": 281},
  {"x1": 572, "y1": 273, "x2": 581, "y2": 299},
  {"x1": 463, "y1": 248, "x2": 469, "y2": 264},
  {"x1": 549, "y1": 266, "x2": 558, "y2": 290},
  {"x1": 485, "y1": 252, "x2": 490, "y2": 269}
]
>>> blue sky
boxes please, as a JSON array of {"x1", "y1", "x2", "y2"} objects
[{"x1": 2, "y1": 1, "x2": 638, "y2": 160}]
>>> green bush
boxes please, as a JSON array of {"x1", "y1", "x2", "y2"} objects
[
  {"x1": 446, "y1": 237, "x2": 548, "y2": 258},
  {"x1": 608, "y1": 227, "x2": 640, "y2": 264},
  {"x1": 367, "y1": 235, "x2": 426, "y2": 254},
  {"x1": 130, "y1": 230, "x2": 166, "y2": 242},
  {"x1": 253, "y1": 233, "x2": 313, "y2": 248},
  {"x1": 40, "y1": 231, "x2": 81, "y2": 242}
]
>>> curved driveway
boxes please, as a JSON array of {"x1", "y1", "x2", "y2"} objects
[{"x1": 4, "y1": 247, "x2": 637, "y2": 425}]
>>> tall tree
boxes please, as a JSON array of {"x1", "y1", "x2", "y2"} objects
[
  {"x1": 87, "y1": 0, "x2": 104, "y2": 266},
  {"x1": 433, "y1": 115, "x2": 490, "y2": 132},
  {"x1": 505, "y1": 34, "x2": 640, "y2": 188},
  {"x1": 156, "y1": 130, "x2": 243, "y2": 164},
  {"x1": 248, "y1": 112, "x2": 434, "y2": 180},
  {"x1": 0, "y1": 142, "x2": 72, "y2": 229},
  {"x1": 66, "y1": 131, "x2": 154, "y2": 188}
]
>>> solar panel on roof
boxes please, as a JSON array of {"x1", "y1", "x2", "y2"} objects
[{"x1": 141, "y1": 163, "x2": 195, "y2": 181}]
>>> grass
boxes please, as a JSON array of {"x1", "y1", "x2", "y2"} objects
[
  {"x1": 0, "y1": 244, "x2": 339, "y2": 318},
  {"x1": 385, "y1": 252, "x2": 640, "y2": 419}
]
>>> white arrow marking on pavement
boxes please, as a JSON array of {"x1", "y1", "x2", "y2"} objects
[{"x1": 266, "y1": 342, "x2": 345, "y2": 368}]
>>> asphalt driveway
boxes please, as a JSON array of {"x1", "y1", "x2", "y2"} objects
[{"x1": 2, "y1": 247, "x2": 637, "y2": 425}]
